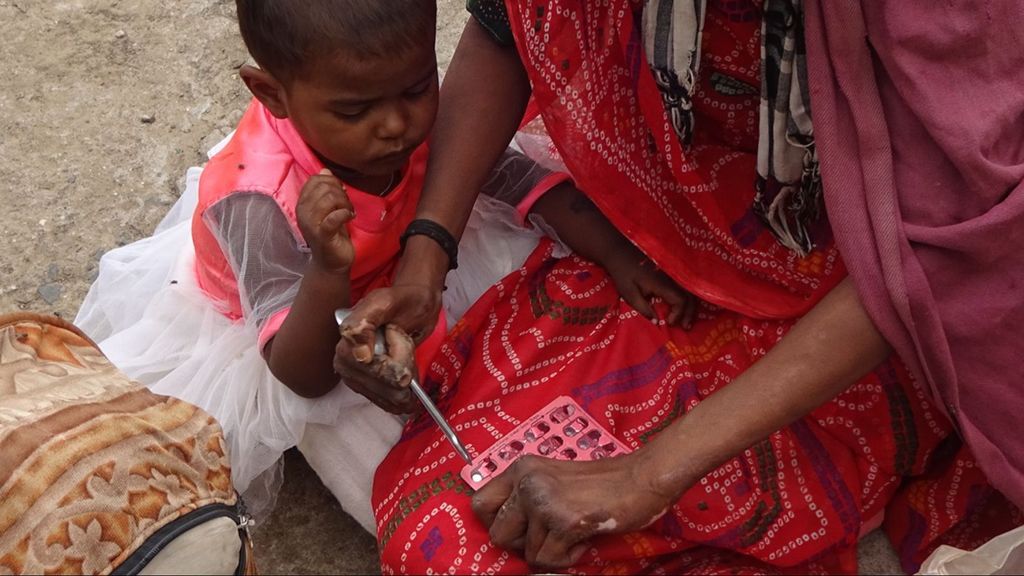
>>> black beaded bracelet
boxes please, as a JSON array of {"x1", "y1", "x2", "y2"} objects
[{"x1": 400, "y1": 219, "x2": 459, "y2": 271}]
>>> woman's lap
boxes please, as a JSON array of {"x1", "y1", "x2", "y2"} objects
[{"x1": 372, "y1": 242, "x2": 987, "y2": 574}]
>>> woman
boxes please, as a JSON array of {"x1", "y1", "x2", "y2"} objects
[{"x1": 336, "y1": 0, "x2": 1024, "y2": 572}]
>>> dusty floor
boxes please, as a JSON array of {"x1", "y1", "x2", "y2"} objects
[{"x1": 0, "y1": 1, "x2": 903, "y2": 573}]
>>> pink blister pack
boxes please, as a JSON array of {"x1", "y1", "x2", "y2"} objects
[{"x1": 460, "y1": 396, "x2": 632, "y2": 490}]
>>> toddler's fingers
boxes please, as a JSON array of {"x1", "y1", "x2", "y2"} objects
[
  {"x1": 665, "y1": 300, "x2": 684, "y2": 326},
  {"x1": 311, "y1": 182, "x2": 353, "y2": 213},
  {"x1": 304, "y1": 170, "x2": 349, "y2": 200},
  {"x1": 645, "y1": 274, "x2": 689, "y2": 327},
  {"x1": 682, "y1": 295, "x2": 698, "y2": 331},
  {"x1": 299, "y1": 181, "x2": 340, "y2": 226},
  {"x1": 622, "y1": 286, "x2": 655, "y2": 320},
  {"x1": 306, "y1": 170, "x2": 340, "y2": 193},
  {"x1": 662, "y1": 289, "x2": 688, "y2": 327},
  {"x1": 320, "y1": 208, "x2": 354, "y2": 237}
]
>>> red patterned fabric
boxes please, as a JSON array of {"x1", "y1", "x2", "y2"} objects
[
  {"x1": 373, "y1": 242, "x2": 999, "y2": 574},
  {"x1": 885, "y1": 443, "x2": 1024, "y2": 571},
  {"x1": 372, "y1": 1, "x2": 1020, "y2": 573},
  {"x1": 501, "y1": 0, "x2": 844, "y2": 320}
]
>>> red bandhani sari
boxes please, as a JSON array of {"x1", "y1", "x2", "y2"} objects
[
  {"x1": 498, "y1": 0, "x2": 844, "y2": 320},
  {"x1": 374, "y1": 243, "x2": 1019, "y2": 574},
  {"x1": 373, "y1": 1, "x2": 1021, "y2": 573}
]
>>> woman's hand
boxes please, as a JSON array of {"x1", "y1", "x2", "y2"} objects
[
  {"x1": 334, "y1": 282, "x2": 442, "y2": 414},
  {"x1": 471, "y1": 451, "x2": 680, "y2": 570},
  {"x1": 603, "y1": 243, "x2": 699, "y2": 329},
  {"x1": 297, "y1": 169, "x2": 356, "y2": 274}
]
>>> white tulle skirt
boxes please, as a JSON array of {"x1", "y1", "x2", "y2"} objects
[{"x1": 75, "y1": 153, "x2": 543, "y2": 529}]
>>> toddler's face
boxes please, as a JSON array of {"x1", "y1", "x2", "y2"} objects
[{"x1": 284, "y1": 40, "x2": 438, "y2": 176}]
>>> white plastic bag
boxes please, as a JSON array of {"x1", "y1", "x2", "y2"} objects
[{"x1": 918, "y1": 526, "x2": 1024, "y2": 575}]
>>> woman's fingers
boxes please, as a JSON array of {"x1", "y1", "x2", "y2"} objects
[
  {"x1": 471, "y1": 462, "x2": 518, "y2": 527},
  {"x1": 473, "y1": 458, "x2": 538, "y2": 549},
  {"x1": 506, "y1": 464, "x2": 593, "y2": 569},
  {"x1": 333, "y1": 351, "x2": 416, "y2": 413},
  {"x1": 345, "y1": 381, "x2": 411, "y2": 414},
  {"x1": 339, "y1": 301, "x2": 389, "y2": 364},
  {"x1": 473, "y1": 454, "x2": 677, "y2": 569},
  {"x1": 334, "y1": 316, "x2": 419, "y2": 414},
  {"x1": 384, "y1": 324, "x2": 416, "y2": 370},
  {"x1": 524, "y1": 515, "x2": 551, "y2": 565},
  {"x1": 487, "y1": 491, "x2": 529, "y2": 550},
  {"x1": 478, "y1": 450, "x2": 678, "y2": 569},
  {"x1": 336, "y1": 286, "x2": 439, "y2": 383},
  {"x1": 530, "y1": 529, "x2": 589, "y2": 570}
]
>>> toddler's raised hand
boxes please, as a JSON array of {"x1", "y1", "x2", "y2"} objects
[{"x1": 297, "y1": 169, "x2": 356, "y2": 273}]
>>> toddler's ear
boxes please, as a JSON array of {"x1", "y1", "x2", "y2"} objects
[{"x1": 239, "y1": 64, "x2": 289, "y2": 119}]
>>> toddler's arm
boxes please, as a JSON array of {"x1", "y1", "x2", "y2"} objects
[
  {"x1": 265, "y1": 171, "x2": 355, "y2": 397},
  {"x1": 473, "y1": 148, "x2": 697, "y2": 326},
  {"x1": 478, "y1": 148, "x2": 569, "y2": 211},
  {"x1": 205, "y1": 172, "x2": 354, "y2": 399},
  {"x1": 528, "y1": 183, "x2": 698, "y2": 327}
]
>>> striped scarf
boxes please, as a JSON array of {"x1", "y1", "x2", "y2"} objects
[{"x1": 642, "y1": 0, "x2": 821, "y2": 256}]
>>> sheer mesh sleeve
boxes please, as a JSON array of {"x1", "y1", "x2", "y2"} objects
[
  {"x1": 480, "y1": 148, "x2": 571, "y2": 222},
  {"x1": 203, "y1": 193, "x2": 310, "y2": 340}
]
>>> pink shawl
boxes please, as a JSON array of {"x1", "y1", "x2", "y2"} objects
[{"x1": 806, "y1": 0, "x2": 1024, "y2": 507}]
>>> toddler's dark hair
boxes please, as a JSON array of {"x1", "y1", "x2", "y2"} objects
[{"x1": 236, "y1": 0, "x2": 436, "y2": 80}]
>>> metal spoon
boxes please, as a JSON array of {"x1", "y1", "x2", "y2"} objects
[{"x1": 335, "y1": 309, "x2": 473, "y2": 464}]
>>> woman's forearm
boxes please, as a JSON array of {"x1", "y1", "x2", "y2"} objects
[
  {"x1": 266, "y1": 266, "x2": 351, "y2": 398},
  {"x1": 394, "y1": 18, "x2": 532, "y2": 289},
  {"x1": 639, "y1": 278, "x2": 892, "y2": 497}
]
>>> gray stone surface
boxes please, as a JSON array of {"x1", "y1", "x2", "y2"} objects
[{"x1": 253, "y1": 450, "x2": 380, "y2": 575}]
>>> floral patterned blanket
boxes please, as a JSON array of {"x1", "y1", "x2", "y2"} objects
[{"x1": 0, "y1": 313, "x2": 243, "y2": 575}]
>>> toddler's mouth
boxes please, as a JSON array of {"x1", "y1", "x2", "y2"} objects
[{"x1": 376, "y1": 146, "x2": 413, "y2": 164}]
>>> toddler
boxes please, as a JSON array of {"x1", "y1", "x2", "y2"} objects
[
  {"x1": 77, "y1": 0, "x2": 557, "y2": 527},
  {"x1": 77, "y1": 0, "x2": 692, "y2": 530}
]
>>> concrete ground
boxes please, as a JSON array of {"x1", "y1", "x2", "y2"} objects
[
  {"x1": 252, "y1": 450, "x2": 380, "y2": 575},
  {"x1": 0, "y1": 0, "x2": 904, "y2": 573}
]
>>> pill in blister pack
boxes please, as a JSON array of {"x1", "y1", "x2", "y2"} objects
[
  {"x1": 461, "y1": 396, "x2": 631, "y2": 490},
  {"x1": 577, "y1": 429, "x2": 603, "y2": 450},
  {"x1": 496, "y1": 441, "x2": 525, "y2": 461},
  {"x1": 563, "y1": 417, "x2": 589, "y2": 437},
  {"x1": 523, "y1": 421, "x2": 551, "y2": 442}
]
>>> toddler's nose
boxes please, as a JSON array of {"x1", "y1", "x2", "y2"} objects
[{"x1": 377, "y1": 104, "x2": 409, "y2": 141}]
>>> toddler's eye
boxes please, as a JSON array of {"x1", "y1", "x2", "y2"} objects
[
  {"x1": 334, "y1": 107, "x2": 368, "y2": 120},
  {"x1": 405, "y1": 78, "x2": 433, "y2": 97}
]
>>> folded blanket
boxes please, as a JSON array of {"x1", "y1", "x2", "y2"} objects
[{"x1": 0, "y1": 313, "x2": 252, "y2": 575}]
